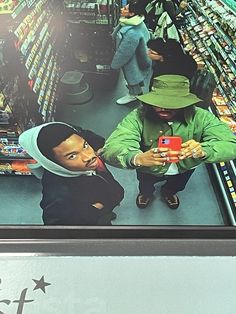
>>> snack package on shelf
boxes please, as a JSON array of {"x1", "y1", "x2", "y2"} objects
[
  {"x1": 0, "y1": 159, "x2": 36, "y2": 174},
  {"x1": 0, "y1": 162, "x2": 12, "y2": 172},
  {"x1": 0, "y1": 0, "x2": 16, "y2": 14},
  {"x1": 215, "y1": 105, "x2": 232, "y2": 116},
  {"x1": 0, "y1": 142, "x2": 27, "y2": 157},
  {"x1": 11, "y1": 159, "x2": 36, "y2": 173},
  {"x1": 213, "y1": 96, "x2": 227, "y2": 106},
  {"x1": 0, "y1": 93, "x2": 5, "y2": 110},
  {"x1": 220, "y1": 115, "x2": 236, "y2": 133}
]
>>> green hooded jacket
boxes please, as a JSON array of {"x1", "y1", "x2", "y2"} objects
[{"x1": 102, "y1": 106, "x2": 236, "y2": 176}]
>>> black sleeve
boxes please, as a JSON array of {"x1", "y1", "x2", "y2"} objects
[
  {"x1": 42, "y1": 196, "x2": 109, "y2": 226},
  {"x1": 163, "y1": 1, "x2": 179, "y2": 19}
]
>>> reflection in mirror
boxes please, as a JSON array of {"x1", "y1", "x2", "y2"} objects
[{"x1": 0, "y1": 0, "x2": 236, "y2": 227}]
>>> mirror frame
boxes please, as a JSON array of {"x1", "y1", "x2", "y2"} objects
[{"x1": 0, "y1": 225, "x2": 236, "y2": 256}]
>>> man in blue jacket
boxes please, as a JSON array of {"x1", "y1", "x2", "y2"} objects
[{"x1": 111, "y1": 1, "x2": 151, "y2": 105}]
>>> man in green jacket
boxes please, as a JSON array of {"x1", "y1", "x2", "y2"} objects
[{"x1": 102, "y1": 75, "x2": 236, "y2": 209}]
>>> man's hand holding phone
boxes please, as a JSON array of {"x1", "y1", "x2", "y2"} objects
[
  {"x1": 158, "y1": 136, "x2": 182, "y2": 163},
  {"x1": 132, "y1": 136, "x2": 205, "y2": 167},
  {"x1": 132, "y1": 147, "x2": 170, "y2": 167},
  {"x1": 179, "y1": 139, "x2": 206, "y2": 160}
]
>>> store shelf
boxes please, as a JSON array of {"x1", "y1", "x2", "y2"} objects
[
  {"x1": 0, "y1": 0, "x2": 18, "y2": 15},
  {"x1": 212, "y1": 163, "x2": 236, "y2": 225},
  {"x1": 0, "y1": 171, "x2": 32, "y2": 176},
  {"x1": 219, "y1": 0, "x2": 236, "y2": 13},
  {"x1": 0, "y1": 155, "x2": 32, "y2": 160},
  {"x1": 0, "y1": 140, "x2": 33, "y2": 175},
  {"x1": 218, "y1": 161, "x2": 236, "y2": 210},
  {"x1": 185, "y1": 0, "x2": 236, "y2": 216},
  {"x1": 64, "y1": 0, "x2": 119, "y2": 76},
  {"x1": 64, "y1": 0, "x2": 115, "y2": 25},
  {"x1": 12, "y1": 1, "x2": 27, "y2": 19},
  {"x1": 13, "y1": 0, "x2": 59, "y2": 122},
  {"x1": 0, "y1": 0, "x2": 61, "y2": 175},
  {"x1": 186, "y1": 1, "x2": 236, "y2": 110},
  {"x1": 26, "y1": 0, "x2": 38, "y2": 8}
]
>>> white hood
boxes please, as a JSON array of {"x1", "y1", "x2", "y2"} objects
[
  {"x1": 19, "y1": 122, "x2": 95, "y2": 178},
  {"x1": 119, "y1": 15, "x2": 145, "y2": 26}
]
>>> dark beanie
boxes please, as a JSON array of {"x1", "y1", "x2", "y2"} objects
[
  {"x1": 37, "y1": 123, "x2": 81, "y2": 162},
  {"x1": 129, "y1": 1, "x2": 146, "y2": 16}
]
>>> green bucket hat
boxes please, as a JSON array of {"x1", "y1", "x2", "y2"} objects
[{"x1": 137, "y1": 75, "x2": 202, "y2": 109}]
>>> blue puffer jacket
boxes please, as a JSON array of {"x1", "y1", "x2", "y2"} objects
[{"x1": 111, "y1": 17, "x2": 152, "y2": 86}]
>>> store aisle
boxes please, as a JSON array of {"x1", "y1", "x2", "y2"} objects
[
  {"x1": 0, "y1": 73, "x2": 224, "y2": 225},
  {"x1": 110, "y1": 163, "x2": 224, "y2": 225},
  {"x1": 0, "y1": 175, "x2": 42, "y2": 225}
]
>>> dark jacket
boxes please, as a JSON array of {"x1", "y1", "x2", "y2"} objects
[
  {"x1": 40, "y1": 129, "x2": 124, "y2": 225},
  {"x1": 144, "y1": 0, "x2": 182, "y2": 31},
  {"x1": 150, "y1": 53, "x2": 197, "y2": 89}
]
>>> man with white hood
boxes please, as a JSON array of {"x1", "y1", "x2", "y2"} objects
[{"x1": 19, "y1": 122, "x2": 124, "y2": 225}]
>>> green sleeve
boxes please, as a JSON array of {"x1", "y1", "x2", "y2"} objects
[
  {"x1": 199, "y1": 109, "x2": 236, "y2": 163},
  {"x1": 102, "y1": 109, "x2": 144, "y2": 168}
]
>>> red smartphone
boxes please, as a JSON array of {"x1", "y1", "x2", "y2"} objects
[{"x1": 158, "y1": 136, "x2": 182, "y2": 163}]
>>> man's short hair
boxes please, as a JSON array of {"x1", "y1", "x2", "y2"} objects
[
  {"x1": 37, "y1": 123, "x2": 80, "y2": 162},
  {"x1": 129, "y1": 1, "x2": 146, "y2": 16}
]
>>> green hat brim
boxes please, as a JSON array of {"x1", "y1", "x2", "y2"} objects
[{"x1": 137, "y1": 92, "x2": 202, "y2": 109}]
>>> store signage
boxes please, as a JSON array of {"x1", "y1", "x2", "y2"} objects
[
  {"x1": 0, "y1": 276, "x2": 50, "y2": 314},
  {"x1": 1, "y1": 256, "x2": 236, "y2": 313}
]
